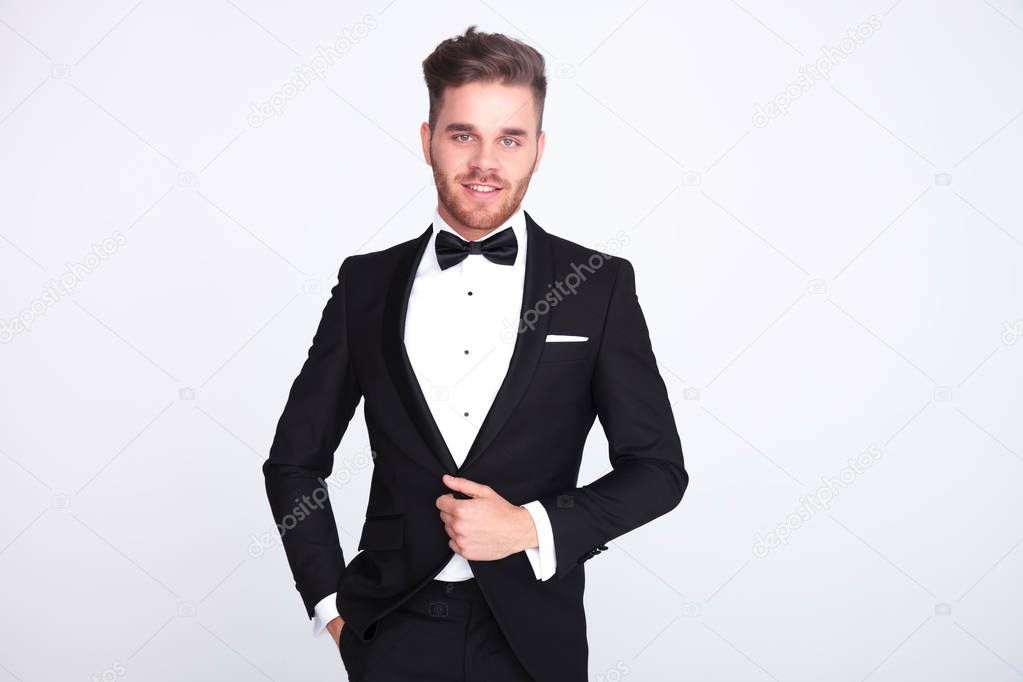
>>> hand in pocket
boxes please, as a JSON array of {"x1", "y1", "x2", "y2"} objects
[{"x1": 328, "y1": 616, "x2": 346, "y2": 651}]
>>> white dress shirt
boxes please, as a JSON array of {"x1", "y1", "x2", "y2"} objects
[{"x1": 311, "y1": 205, "x2": 557, "y2": 636}]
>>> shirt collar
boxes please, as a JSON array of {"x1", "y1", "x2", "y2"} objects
[{"x1": 429, "y1": 204, "x2": 527, "y2": 270}]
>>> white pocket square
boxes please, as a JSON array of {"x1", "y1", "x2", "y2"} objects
[{"x1": 545, "y1": 334, "x2": 588, "y2": 342}]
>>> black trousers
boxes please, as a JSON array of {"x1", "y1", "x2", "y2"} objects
[{"x1": 338, "y1": 578, "x2": 534, "y2": 681}]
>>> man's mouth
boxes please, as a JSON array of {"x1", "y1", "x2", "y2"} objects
[{"x1": 462, "y1": 182, "x2": 502, "y2": 197}]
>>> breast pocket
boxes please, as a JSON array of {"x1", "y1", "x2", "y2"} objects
[{"x1": 540, "y1": 341, "x2": 590, "y2": 363}]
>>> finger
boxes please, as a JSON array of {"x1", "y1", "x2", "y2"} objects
[{"x1": 442, "y1": 474, "x2": 491, "y2": 498}]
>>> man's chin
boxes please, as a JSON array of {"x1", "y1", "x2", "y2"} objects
[{"x1": 451, "y1": 205, "x2": 509, "y2": 232}]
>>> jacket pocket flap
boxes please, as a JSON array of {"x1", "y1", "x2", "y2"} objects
[{"x1": 357, "y1": 516, "x2": 404, "y2": 551}]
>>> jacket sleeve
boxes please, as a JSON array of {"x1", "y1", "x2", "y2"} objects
[
  {"x1": 537, "y1": 257, "x2": 689, "y2": 581},
  {"x1": 262, "y1": 256, "x2": 363, "y2": 618}
]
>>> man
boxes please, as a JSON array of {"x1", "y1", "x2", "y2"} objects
[{"x1": 263, "y1": 25, "x2": 689, "y2": 681}]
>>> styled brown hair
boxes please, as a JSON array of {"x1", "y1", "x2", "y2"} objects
[{"x1": 422, "y1": 25, "x2": 547, "y2": 136}]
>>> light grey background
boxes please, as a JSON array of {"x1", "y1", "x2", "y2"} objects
[{"x1": 2, "y1": 1, "x2": 1022, "y2": 680}]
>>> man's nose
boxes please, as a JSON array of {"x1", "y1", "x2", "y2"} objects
[{"x1": 469, "y1": 145, "x2": 499, "y2": 175}]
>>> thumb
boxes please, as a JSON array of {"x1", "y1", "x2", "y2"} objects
[{"x1": 442, "y1": 474, "x2": 491, "y2": 498}]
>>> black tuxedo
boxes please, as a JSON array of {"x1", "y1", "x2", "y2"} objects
[{"x1": 263, "y1": 210, "x2": 689, "y2": 680}]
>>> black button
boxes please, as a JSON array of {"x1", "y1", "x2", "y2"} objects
[
  {"x1": 467, "y1": 291, "x2": 473, "y2": 295},
  {"x1": 463, "y1": 411, "x2": 469, "y2": 417},
  {"x1": 463, "y1": 349, "x2": 469, "y2": 354},
  {"x1": 444, "y1": 583, "x2": 455, "y2": 594}
]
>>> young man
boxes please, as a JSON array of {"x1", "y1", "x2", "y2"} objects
[{"x1": 263, "y1": 25, "x2": 689, "y2": 681}]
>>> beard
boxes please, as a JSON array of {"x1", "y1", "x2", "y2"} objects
[{"x1": 432, "y1": 163, "x2": 534, "y2": 237}]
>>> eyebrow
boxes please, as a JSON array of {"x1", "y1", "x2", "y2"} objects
[{"x1": 444, "y1": 122, "x2": 530, "y2": 138}]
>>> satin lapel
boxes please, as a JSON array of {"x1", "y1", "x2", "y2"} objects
[
  {"x1": 459, "y1": 211, "x2": 554, "y2": 472},
  {"x1": 382, "y1": 224, "x2": 460, "y2": 475}
]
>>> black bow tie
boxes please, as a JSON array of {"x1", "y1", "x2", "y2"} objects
[{"x1": 434, "y1": 226, "x2": 518, "y2": 270}]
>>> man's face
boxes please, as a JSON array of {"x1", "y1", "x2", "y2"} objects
[{"x1": 421, "y1": 81, "x2": 545, "y2": 238}]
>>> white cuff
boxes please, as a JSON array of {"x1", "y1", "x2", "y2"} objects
[
  {"x1": 521, "y1": 500, "x2": 557, "y2": 581},
  {"x1": 312, "y1": 592, "x2": 339, "y2": 636}
]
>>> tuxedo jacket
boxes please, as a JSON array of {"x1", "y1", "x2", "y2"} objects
[{"x1": 263, "y1": 210, "x2": 689, "y2": 681}]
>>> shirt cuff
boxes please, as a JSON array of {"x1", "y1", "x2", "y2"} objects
[
  {"x1": 521, "y1": 500, "x2": 557, "y2": 581},
  {"x1": 312, "y1": 592, "x2": 340, "y2": 637}
]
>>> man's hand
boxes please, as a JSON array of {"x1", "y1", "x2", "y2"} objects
[
  {"x1": 436, "y1": 474, "x2": 539, "y2": 560},
  {"x1": 326, "y1": 616, "x2": 345, "y2": 647}
]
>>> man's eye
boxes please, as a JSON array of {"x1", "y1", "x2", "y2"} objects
[
  {"x1": 455, "y1": 134, "x2": 472, "y2": 142},
  {"x1": 501, "y1": 138, "x2": 520, "y2": 147}
]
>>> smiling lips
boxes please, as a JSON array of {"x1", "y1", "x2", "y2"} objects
[{"x1": 462, "y1": 182, "x2": 502, "y2": 198}]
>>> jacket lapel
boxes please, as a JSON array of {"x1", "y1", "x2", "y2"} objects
[
  {"x1": 382, "y1": 224, "x2": 460, "y2": 475},
  {"x1": 382, "y1": 210, "x2": 554, "y2": 475},
  {"x1": 461, "y1": 211, "x2": 553, "y2": 471}
]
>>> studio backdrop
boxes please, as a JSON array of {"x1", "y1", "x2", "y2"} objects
[{"x1": 1, "y1": 0, "x2": 1021, "y2": 680}]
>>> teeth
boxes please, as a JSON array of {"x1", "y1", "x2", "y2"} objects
[{"x1": 468, "y1": 184, "x2": 497, "y2": 193}]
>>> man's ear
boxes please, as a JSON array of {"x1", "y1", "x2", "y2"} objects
[{"x1": 420, "y1": 122, "x2": 432, "y2": 166}]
